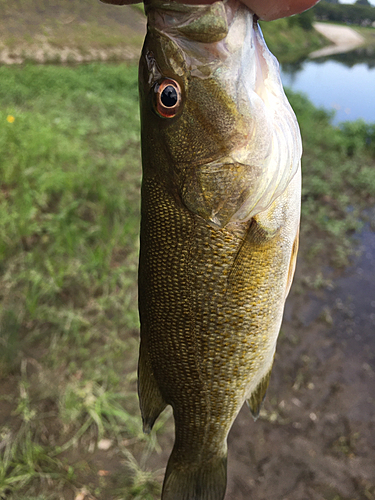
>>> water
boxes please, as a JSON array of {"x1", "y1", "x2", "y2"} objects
[
  {"x1": 280, "y1": 47, "x2": 375, "y2": 124},
  {"x1": 280, "y1": 47, "x2": 375, "y2": 358}
]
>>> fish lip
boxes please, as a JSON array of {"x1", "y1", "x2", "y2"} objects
[
  {"x1": 144, "y1": 0, "x2": 228, "y2": 15},
  {"x1": 144, "y1": 0, "x2": 244, "y2": 45}
]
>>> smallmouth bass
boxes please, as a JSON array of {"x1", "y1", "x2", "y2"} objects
[{"x1": 138, "y1": 1, "x2": 302, "y2": 499}]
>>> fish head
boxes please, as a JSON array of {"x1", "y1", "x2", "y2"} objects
[{"x1": 139, "y1": 0, "x2": 302, "y2": 227}]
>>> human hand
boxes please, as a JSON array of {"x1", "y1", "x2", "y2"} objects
[{"x1": 101, "y1": 0, "x2": 320, "y2": 21}]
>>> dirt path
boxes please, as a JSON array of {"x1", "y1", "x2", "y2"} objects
[{"x1": 310, "y1": 22, "x2": 365, "y2": 58}]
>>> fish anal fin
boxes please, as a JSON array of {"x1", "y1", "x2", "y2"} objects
[
  {"x1": 162, "y1": 448, "x2": 227, "y2": 500},
  {"x1": 246, "y1": 366, "x2": 273, "y2": 420},
  {"x1": 138, "y1": 341, "x2": 167, "y2": 433}
]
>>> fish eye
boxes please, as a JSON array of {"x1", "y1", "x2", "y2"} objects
[{"x1": 154, "y1": 79, "x2": 182, "y2": 118}]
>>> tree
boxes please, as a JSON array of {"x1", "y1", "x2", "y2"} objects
[{"x1": 355, "y1": 0, "x2": 371, "y2": 5}]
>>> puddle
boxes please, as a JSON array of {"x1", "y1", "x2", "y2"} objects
[{"x1": 333, "y1": 226, "x2": 375, "y2": 350}]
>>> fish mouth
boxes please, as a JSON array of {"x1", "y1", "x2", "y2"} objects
[{"x1": 143, "y1": 0, "x2": 302, "y2": 227}]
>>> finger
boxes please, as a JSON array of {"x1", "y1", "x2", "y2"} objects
[
  {"x1": 100, "y1": 0, "x2": 140, "y2": 5},
  {"x1": 245, "y1": 0, "x2": 320, "y2": 21},
  {"x1": 100, "y1": 0, "x2": 320, "y2": 21}
]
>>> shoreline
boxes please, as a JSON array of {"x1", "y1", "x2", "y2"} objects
[{"x1": 310, "y1": 22, "x2": 365, "y2": 58}]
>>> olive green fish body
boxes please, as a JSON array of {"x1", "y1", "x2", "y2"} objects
[{"x1": 138, "y1": 1, "x2": 302, "y2": 498}]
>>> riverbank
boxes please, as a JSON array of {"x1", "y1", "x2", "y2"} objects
[
  {"x1": 310, "y1": 22, "x2": 365, "y2": 58},
  {"x1": 0, "y1": 0, "x2": 326, "y2": 65},
  {"x1": 260, "y1": 17, "x2": 328, "y2": 63},
  {"x1": 0, "y1": 0, "x2": 145, "y2": 65}
]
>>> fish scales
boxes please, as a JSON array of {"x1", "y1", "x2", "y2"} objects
[{"x1": 137, "y1": 0, "x2": 302, "y2": 499}]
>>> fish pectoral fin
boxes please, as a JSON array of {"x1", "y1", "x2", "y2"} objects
[
  {"x1": 162, "y1": 447, "x2": 227, "y2": 500},
  {"x1": 138, "y1": 341, "x2": 167, "y2": 433},
  {"x1": 227, "y1": 209, "x2": 280, "y2": 285},
  {"x1": 247, "y1": 208, "x2": 281, "y2": 244},
  {"x1": 246, "y1": 366, "x2": 273, "y2": 420}
]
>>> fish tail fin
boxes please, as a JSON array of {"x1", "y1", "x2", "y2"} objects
[
  {"x1": 246, "y1": 365, "x2": 273, "y2": 420},
  {"x1": 162, "y1": 448, "x2": 227, "y2": 500},
  {"x1": 138, "y1": 341, "x2": 167, "y2": 433}
]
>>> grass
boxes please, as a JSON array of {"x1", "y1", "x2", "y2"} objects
[
  {"x1": 0, "y1": 62, "x2": 375, "y2": 499},
  {"x1": 352, "y1": 24, "x2": 375, "y2": 46},
  {"x1": 0, "y1": 63, "x2": 162, "y2": 500}
]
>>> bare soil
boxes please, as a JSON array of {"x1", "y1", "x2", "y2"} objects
[
  {"x1": 311, "y1": 22, "x2": 365, "y2": 58},
  {"x1": 226, "y1": 233, "x2": 375, "y2": 500}
]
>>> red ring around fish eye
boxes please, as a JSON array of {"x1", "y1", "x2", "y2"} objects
[{"x1": 155, "y1": 79, "x2": 182, "y2": 118}]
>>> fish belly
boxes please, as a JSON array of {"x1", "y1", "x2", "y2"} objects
[{"x1": 138, "y1": 166, "x2": 300, "y2": 499}]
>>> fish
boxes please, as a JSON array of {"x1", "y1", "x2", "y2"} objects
[{"x1": 137, "y1": 0, "x2": 302, "y2": 499}]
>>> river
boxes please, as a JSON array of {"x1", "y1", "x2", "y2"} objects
[{"x1": 280, "y1": 46, "x2": 375, "y2": 124}]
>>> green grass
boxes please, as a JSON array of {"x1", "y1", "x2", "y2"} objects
[
  {"x1": 0, "y1": 62, "x2": 375, "y2": 499},
  {"x1": 0, "y1": 63, "x2": 163, "y2": 499}
]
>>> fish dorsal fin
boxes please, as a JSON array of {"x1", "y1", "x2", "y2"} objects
[{"x1": 246, "y1": 366, "x2": 273, "y2": 420}]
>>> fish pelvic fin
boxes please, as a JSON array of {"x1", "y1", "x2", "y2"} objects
[
  {"x1": 138, "y1": 340, "x2": 167, "y2": 433},
  {"x1": 246, "y1": 365, "x2": 273, "y2": 420},
  {"x1": 162, "y1": 449, "x2": 227, "y2": 500},
  {"x1": 285, "y1": 226, "x2": 299, "y2": 299}
]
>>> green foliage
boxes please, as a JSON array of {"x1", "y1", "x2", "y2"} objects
[
  {"x1": 339, "y1": 119, "x2": 375, "y2": 158},
  {"x1": 313, "y1": 0, "x2": 375, "y2": 25},
  {"x1": 287, "y1": 9, "x2": 315, "y2": 31},
  {"x1": 356, "y1": 0, "x2": 371, "y2": 6}
]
